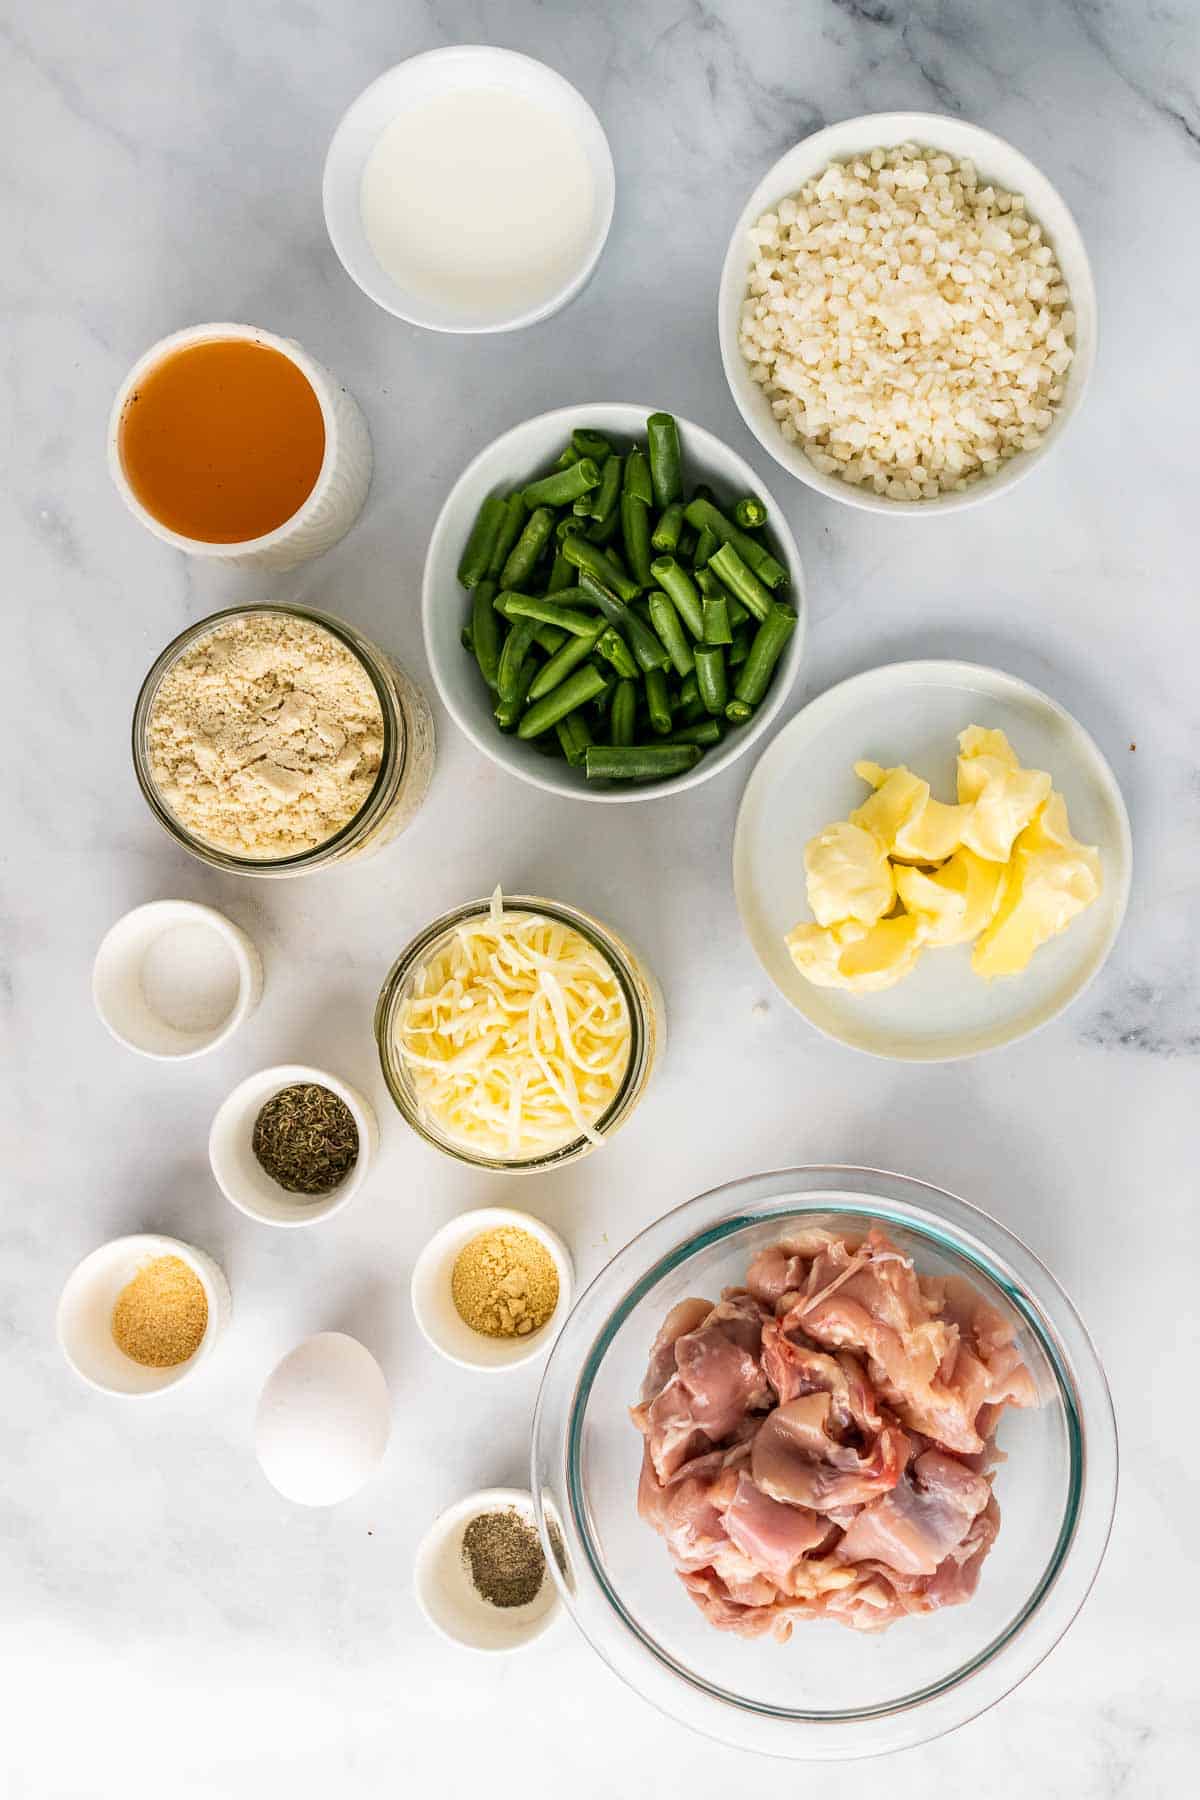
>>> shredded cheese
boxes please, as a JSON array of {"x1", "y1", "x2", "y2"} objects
[{"x1": 396, "y1": 892, "x2": 631, "y2": 1160}]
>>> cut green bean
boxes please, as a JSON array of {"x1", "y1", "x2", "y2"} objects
[
  {"x1": 458, "y1": 494, "x2": 506, "y2": 589},
  {"x1": 494, "y1": 656, "x2": 537, "y2": 730},
  {"x1": 623, "y1": 447, "x2": 653, "y2": 507},
  {"x1": 471, "y1": 581, "x2": 502, "y2": 687},
  {"x1": 517, "y1": 664, "x2": 608, "y2": 739},
  {"x1": 683, "y1": 496, "x2": 788, "y2": 590},
  {"x1": 587, "y1": 505, "x2": 622, "y2": 546},
  {"x1": 583, "y1": 450, "x2": 622, "y2": 524},
  {"x1": 648, "y1": 591, "x2": 695, "y2": 678},
  {"x1": 556, "y1": 515, "x2": 585, "y2": 542},
  {"x1": 645, "y1": 667, "x2": 673, "y2": 736},
  {"x1": 677, "y1": 524, "x2": 698, "y2": 561},
  {"x1": 734, "y1": 494, "x2": 768, "y2": 530},
  {"x1": 500, "y1": 593, "x2": 599, "y2": 637},
  {"x1": 572, "y1": 428, "x2": 613, "y2": 465},
  {"x1": 708, "y1": 541, "x2": 773, "y2": 623},
  {"x1": 526, "y1": 623, "x2": 606, "y2": 700},
  {"x1": 646, "y1": 412, "x2": 683, "y2": 509},
  {"x1": 649, "y1": 556, "x2": 704, "y2": 638},
  {"x1": 692, "y1": 523, "x2": 719, "y2": 568},
  {"x1": 694, "y1": 644, "x2": 728, "y2": 716},
  {"x1": 595, "y1": 627, "x2": 639, "y2": 680},
  {"x1": 667, "y1": 718, "x2": 724, "y2": 748},
  {"x1": 733, "y1": 603, "x2": 798, "y2": 708},
  {"x1": 546, "y1": 549, "x2": 574, "y2": 594},
  {"x1": 585, "y1": 743, "x2": 702, "y2": 781},
  {"x1": 562, "y1": 534, "x2": 641, "y2": 601},
  {"x1": 677, "y1": 671, "x2": 698, "y2": 709},
  {"x1": 727, "y1": 626, "x2": 750, "y2": 668},
  {"x1": 554, "y1": 443, "x2": 580, "y2": 469},
  {"x1": 576, "y1": 572, "x2": 668, "y2": 673},
  {"x1": 702, "y1": 594, "x2": 732, "y2": 645},
  {"x1": 651, "y1": 502, "x2": 685, "y2": 554},
  {"x1": 501, "y1": 507, "x2": 556, "y2": 590},
  {"x1": 493, "y1": 593, "x2": 570, "y2": 655},
  {"x1": 674, "y1": 693, "x2": 709, "y2": 727},
  {"x1": 725, "y1": 698, "x2": 754, "y2": 725},
  {"x1": 621, "y1": 493, "x2": 654, "y2": 587},
  {"x1": 497, "y1": 618, "x2": 539, "y2": 704},
  {"x1": 461, "y1": 625, "x2": 474, "y2": 652},
  {"x1": 610, "y1": 678, "x2": 636, "y2": 746},
  {"x1": 522, "y1": 457, "x2": 600, "y2": 509},
  {"x1": 486, "y1": 493, "x2": 527, "y2": 580},
  {"x1": 556, "y1": 709, "x2": 594, "y2": 767}
]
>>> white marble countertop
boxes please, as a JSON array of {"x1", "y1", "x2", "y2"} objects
[{"x1": 4, "y1": 1, "x2": 1198, "y2": 1795}]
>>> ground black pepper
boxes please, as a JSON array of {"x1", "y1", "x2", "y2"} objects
[{"x1": 461, "y1": 1508, "x2": 546, "y2": 1609}]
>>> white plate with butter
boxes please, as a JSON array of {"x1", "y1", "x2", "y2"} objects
[{"x1": 733, "y1": 661, "x2": 1131, "y2": 1061}]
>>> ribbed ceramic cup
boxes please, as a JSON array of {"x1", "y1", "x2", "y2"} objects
[{"x1": 107, "y1": 322, "x2": 372, "y2": 570}]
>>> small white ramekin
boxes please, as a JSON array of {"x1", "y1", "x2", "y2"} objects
[
  {"x1": 411, "y1": 1208, "x2": 574, "y2": 1373},
  {"x1": 718, "y1": 112, "x2": 1097, "y2": 515},
  {"x1": 209, "y1": 1063, "x2": 378, "y2": 1226},
  {"x1": 107, "y1": 322, "x2": 372, "y2": 568},
  {"x1": 57, "y1": 1233, "x2": 231, "y2": 1398},
  {"x1": 92, "y1": 899, "x2": 263, "y2": 1060},
  {"x1": 415, "y1": 1487, "x2": 561, "y2": 1651},
  {"x1": 323, "y1": 47, "x2": 615, "y2": 333}
]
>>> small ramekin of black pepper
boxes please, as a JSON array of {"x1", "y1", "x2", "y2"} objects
[
  {"x1": 414, "y1": 1487, "x2": 561, "y2": 1652},
  {"x1": 208, "y1": 1063, "x2": 377, "y2": 1226}
]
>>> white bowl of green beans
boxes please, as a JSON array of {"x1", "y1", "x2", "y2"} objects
[{"x1": 422, "y1": 404, "x2": 807, "y2": 801}]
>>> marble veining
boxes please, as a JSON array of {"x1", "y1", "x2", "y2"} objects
[{"x1": 3, "y1": 2, "x2": 1198, "y2": 1797}]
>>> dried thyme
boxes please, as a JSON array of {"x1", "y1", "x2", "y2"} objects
[{"x1": 252, "y1": 1083, "x2": 359, "y2": 1195}]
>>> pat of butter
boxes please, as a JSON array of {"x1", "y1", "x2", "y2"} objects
[
  {"x1": 972, "y1": 793, "x2": 1102, "y2": 978},
  {"x1": 804, "y1": 820, "x2": 894, "y2": 927},
  {"x1": 786, "y1": 913, "x2": 925, "y2": 992},
  {"x1": 852, "y1": 761, "x2": 972, "y2": 862}
]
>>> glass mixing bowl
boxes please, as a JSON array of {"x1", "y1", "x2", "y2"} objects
[{"x1": 531, "y1": 1167, "x2": 1116, "y2": 1760}]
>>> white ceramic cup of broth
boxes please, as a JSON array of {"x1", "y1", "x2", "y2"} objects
[{"x1": 107, "y1": 323, "x2": 373, "y2": 570}]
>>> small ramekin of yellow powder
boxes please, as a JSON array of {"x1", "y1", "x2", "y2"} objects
[
  {"x1": 412, "y1": 1210, "x2": 572, "y2": 1371},
  {"x1": 112, "y1": 1254, "x2": 209, "y2": 1367}
]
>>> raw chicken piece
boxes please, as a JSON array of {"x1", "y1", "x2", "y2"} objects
[
  {"x1": 633, "y1": 1225, "x2": 1034, "y2": 1639},
  {"x1": 752, "y1": 1392, "x2": 910, "y2": 1510},
  {"x1": 836, "y1": 1450, "x2": 991, "y2": 1576},
  {"x1": 720, "y1": 1473, "x2": 830, "y2": 1590}
]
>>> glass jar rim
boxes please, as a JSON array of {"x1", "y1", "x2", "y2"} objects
[
  {"x1": 531, "y1": 1165, "x2": 1118, "y2": 1758},
  {"x1": 131, "y1": 602, "x2": 404, "y2": 872},
  {"x1": 374, "y1": 893, "x2": 652, "y2": 1170}
]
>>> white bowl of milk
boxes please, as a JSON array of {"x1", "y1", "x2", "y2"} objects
[{"x1": 323, "y1": 46, "x2": 615, "y2": 334}]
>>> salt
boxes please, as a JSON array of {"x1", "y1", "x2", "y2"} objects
[{"x1": 139, "y1": 924, "x2": 239, "y2": 1033}]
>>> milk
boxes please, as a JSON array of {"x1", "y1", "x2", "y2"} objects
[{"x1": 360, "y1": 87, "x2": 597, "y2": 316}]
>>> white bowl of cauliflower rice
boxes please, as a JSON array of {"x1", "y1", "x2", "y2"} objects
[{"x1": 719, "y1": 112, "x2": 1096, "y2": 512}]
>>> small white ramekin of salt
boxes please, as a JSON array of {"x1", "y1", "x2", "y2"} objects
[{"x1": 92, "y1": 899, "x2": 262, "y2": 1059}]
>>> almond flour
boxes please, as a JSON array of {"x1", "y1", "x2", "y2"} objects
[{"x1": 147, "y1": 612, "x2": 384, "y2": 858}]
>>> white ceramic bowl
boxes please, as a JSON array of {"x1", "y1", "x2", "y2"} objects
[
  {"x1": 108, "y1": 323, "x2": 372, "y2": 569},
  {"x1": 92, "y1": 899, "x2": 263, "y2": 1059},
  {"x1": 423, "y1": 403, "x2": 807, "y2": 800},
  {"x1": 57, "y1": 1233, "x2": 231, "y2": 1397},
  {"x1": 209, "y1": 1063, "x2": 378, "y2": 1226},
  {"x1": 415, "y1": 1486, "x2": 561, "y2": 1651},
  {"x1": 718, "y1": 112, "x2": 1097, "y2": 515},
  {"x1": 323, "y1": 47, "x2": 615, "y2": 333},
  {"x1": 411, "y1": 1208, "x2": 574, "y2": 1372}
]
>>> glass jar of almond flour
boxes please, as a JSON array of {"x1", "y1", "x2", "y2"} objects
[{"x1": 133, "y1": 604, "x2": 435, "y2": 876}]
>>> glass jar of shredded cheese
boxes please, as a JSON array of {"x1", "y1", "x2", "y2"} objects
[
  {"x1": 132, "y1": 603, "x2": 435, "y2": 877},
  {"x1": 375, "y1": 892, "x2": 664, "y2": 1169}
]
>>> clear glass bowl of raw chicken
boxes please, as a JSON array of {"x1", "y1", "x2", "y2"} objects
[{"x1": 530, "y1": 1167, "x2": 1116, "y2": 1759}]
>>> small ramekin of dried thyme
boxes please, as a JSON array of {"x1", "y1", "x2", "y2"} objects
[
  {"x1": 414, "y1": 1486, "x2": 561, "y2": 1651},
  {"x1": 209, "y1": 1062, "x2": 378, "y2": 1226}
]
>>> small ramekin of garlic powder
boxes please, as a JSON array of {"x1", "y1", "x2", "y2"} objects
[
  {"x1": 376, "y1": 888, "x2": 663, "y2": 1169},
  {"x1": 134, "y1": 604, "x2": 435, "y2": 874},
  {"x1": 57, "y1": 1233, "x2": 230, "y2": 1396}
]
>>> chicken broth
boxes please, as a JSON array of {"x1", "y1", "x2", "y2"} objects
[{"x1": 118, "y1": 339, "x2": 326, "y2": 543}]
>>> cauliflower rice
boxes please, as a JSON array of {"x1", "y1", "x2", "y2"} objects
[{"x1": 738, "y1": 143, "x2": 1075, "y2": 500}]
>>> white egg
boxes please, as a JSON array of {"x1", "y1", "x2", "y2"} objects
[{"x1": 255, "y1": 1332, "x2": 390, "y2": 1506}]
